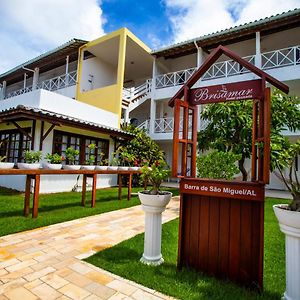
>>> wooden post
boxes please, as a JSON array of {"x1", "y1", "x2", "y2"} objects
[
  {"x1": 81, "y1": 174, "x2": 87, "y2": 206},
  {"x1": 24, "y1": 175, "x2": 31, "y2": 216},
  {"x1": 91, "y1": 174, "x2": 97, "y2": 207},
  {"x1": 118, "y1": 174, "x2": 122, "y2": 200},
  {"x1": 32, "y1": 175, "x2": 40, "y2": 218},
  {"x1": 128, "y1": 173, "x2": 132, "y2": 200}
]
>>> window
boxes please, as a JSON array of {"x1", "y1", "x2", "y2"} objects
[
  {"x1": 0, "y1": 129, "x2": 31, "y2": 162},
  {"x1": 53, "y1": 131, "x2": 109, "y2": 165}
]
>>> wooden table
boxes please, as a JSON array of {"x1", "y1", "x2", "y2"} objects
[{"x1": 0, "y1": 169, "x2": 140, "y2": 218}]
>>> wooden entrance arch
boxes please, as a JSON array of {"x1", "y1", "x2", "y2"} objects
[{"x1": 168, "y1": 45, "x2": 289, "y2": 289}]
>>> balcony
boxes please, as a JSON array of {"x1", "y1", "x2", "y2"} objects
[
  {"x1": 4, "y1": 70, "x2": 77, "y2": 100},
  {"x1": 137, "y1": 117, "x2": 209, "y2": 135},
  {"x1": 154, "y1": 45, "x2": 300, "y2": 89}
]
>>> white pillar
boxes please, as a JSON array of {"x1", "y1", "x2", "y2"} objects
[
  {"x1": 23, "y1": 73, "x2": 27, "y2": 89},
  {"x1": 32, "y1": 67, "x2": 39, "y2": 90},
  {"x1": 255, "y1": 31, "x2": 261, "y2": 68},
  {"x1": 197, "y1": 47, "x2": 205, "y2": 68},
  {"x1": 124, "y1": 108, "x2": 130, "y2": 124},
  {"x1": 0, "y1": 81, "x2": 6, "y2": 99},
  {"x1": 149, "y1": 99, "x2": 156, "y2": 134},
  {"x1": 65, "y1": 55, "x2": 69, "y2": 86}
]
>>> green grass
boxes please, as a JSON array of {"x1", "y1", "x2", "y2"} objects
[
  {"x1": 0, "y1": 186, "x2": 179, "y2": 237},
  {"x1": 86, "y1": 197, "x2": 287, "y2": 300}
]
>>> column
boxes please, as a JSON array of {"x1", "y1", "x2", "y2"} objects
[
  {"x1": 32, "y1": 68, "x2": 39, "y2": 90},
  {"x1": 149, "y1": 99, "x2": 156, "y2": 134},
  {"x1": 65, "y1": 55, "x2": 69, "y2": 86},
  {"x1": 0, "y1": 81, "x2": 6, "y2": 100},
  {"x1": 197, "y1": 47, "x2": 205, "y2": 68},
  {"x1": 255, "y1": 31, "x2": 262, "y2": 68}
]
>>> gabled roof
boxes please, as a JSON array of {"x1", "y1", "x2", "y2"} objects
[
  {"x1": 168, "y1": 45, "x2": 289, "y2": 107},
  {"x1": 153, "y1": 8, "x2": 300, "y2": 58},
  {"x1": 0, "y1": 39, "x2": 87, "y2": 85},
  {"x1": 0, "y1": 105, "x2": 133, "y2": 140}
]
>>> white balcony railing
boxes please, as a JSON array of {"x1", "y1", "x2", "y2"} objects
[
  {"x1": 38, "y1": 70, "x2": 77, "y2": 91},
  {"x1": 5, "y1": 86, "x2": 33, "y2": 99},
  {"x1": 155, "y1": 45, "x2": 300, "y2": 88},
  {"x1": 262, "y1": 45, "x2": 300, "y2": 70},
  {"x1": 4, "y1": 71, "x2": 77, "y2": 99},
  {"x1": 152, "y1": 117, "x2": 208, "y2": 134},
  {"x1": 155, "y1": 68, "x2": 197, "y2": 88},
  {"x1": 137, "y1": 119, "x2": 150, "y2": 132}
]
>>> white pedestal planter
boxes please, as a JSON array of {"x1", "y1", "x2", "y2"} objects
[
  {"x1": 17, "y1": 163, "x2": 41, "y2": 169},
  {"x1": 42, "y1": 163, "x2": 62, "y2": 170},
  {"x1": 138, "y1": 191, "x2": 172, "y2": 266},
  {"x1": 274, "y1": 205, "x2": 300, "y2": 300},
  {"x1": 0, "y1": 162, "x2": 14, "y2": 169},
  {"x1": 81, "y1": 165, "x2": 95, "y2": 170},
  {"x1": 63, "y1": 165, "x2": 81, "y2": 170},
  {"x1": 95, "y1": 166, "x2": 108, "y2": 171}
]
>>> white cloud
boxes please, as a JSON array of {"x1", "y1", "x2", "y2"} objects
[
  {"x1": 0, "y1": 0, "x2": 105, "y2": 74},
  {"x1": 164, "y1": 0, "x2": 300, "y2": 43}
]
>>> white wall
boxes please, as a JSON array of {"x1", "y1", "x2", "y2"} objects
[
  {"x1": 80, "y1": 57, "x2": 117, "y2": 92},
  {"x1": 0, "y1": 89, "x2": 119, "y2": 128}
]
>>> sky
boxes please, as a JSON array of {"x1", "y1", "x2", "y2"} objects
[{"x1": 0, "y1": 0, "x2": 299, "y2": 74}]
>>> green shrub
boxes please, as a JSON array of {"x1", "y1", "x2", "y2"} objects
[
  {"x1": 197, "y1": 151, "x2": 241, "y2": 180},
  {"x1": 24, "y1": 150, "x2": 42, "y2": 163}
]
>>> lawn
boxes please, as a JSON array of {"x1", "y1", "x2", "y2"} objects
[
  {"x1": 86, "y1": 197, "x2": 287, "y2": 300},
  {"x1": 0, "y1": 186, "x2": 179, "y2": 237}
]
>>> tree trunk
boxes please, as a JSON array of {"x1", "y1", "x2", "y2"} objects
[
  {"x1": 291, "y1": 191, "x2": 300, "y2": 211},
  {"x1": 238, "y1": 155, "x2": 248, "y2": 181}
]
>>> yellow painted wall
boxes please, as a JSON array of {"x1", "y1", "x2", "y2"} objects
[{"x1": 76, "y1": 29, "x2": 127, "y2": 128}]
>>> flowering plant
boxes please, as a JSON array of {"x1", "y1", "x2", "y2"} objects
[
  {"x1": 65, "y1": 147, "x2": 79, "y2": 165},
  {"x1": 86, "y1": 143, "x2": 96, "y2": 165},
  {"x1": 24, "y1": 150, "x2": 42, "y2": 163},
  {"x1": 45, "y1": 153, "x2": 64, "y2": 164},
  {"x1": 140, "y1": 160, "x2": 171, "y2": 195}
]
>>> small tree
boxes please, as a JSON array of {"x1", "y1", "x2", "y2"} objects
[
  {"x1": 197, "y1": 151, "x2": 241, "y2": 180},
  {"x1": 198, "y1": 90, "x2": 300, "y2": 181}
]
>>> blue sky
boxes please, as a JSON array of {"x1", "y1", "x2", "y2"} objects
[
  {"x1": 0, "y1": 0, "x2": 299, "y2": 73},
  {"x1": 101, "y1": 0, "x2": 173, "y2": 48}
]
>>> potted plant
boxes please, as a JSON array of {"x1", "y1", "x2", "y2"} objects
[
  {"x1": 95, "y1": 155, "x2": 109, "y2": 171},
  {"x1": 118, "y1": 151, "x2": 135, "y2": 171},
  {"x1": 273, "y1": 140, "x2": 300, "y2": 300},
  {"x1": 81, "y1": 143, "x2": 96, "y2": 170},
  {"x1": 43, "y1": 153, "x2": 63, "y2": 170},
  {"x1": 18, "y1": 150, "x2": 42, "y2": 169},
  {"x1": 63, "y1": 147, "x2": 80, "y2": 170},
  {"x1": 0, "y1": 142, "x2": 14, "y2": 169},
  {"x1": 138, "y1": 159, "x2": 172, "y2": 266},
  {"x1": 107, "y1": 152, "x2": 119, "y2": 171}
]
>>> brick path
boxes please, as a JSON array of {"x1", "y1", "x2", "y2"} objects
[{"x1": 0, "y1": 197, "x2": 180, "y2": 300}]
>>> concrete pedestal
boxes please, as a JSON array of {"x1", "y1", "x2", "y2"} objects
[{"x1": 274, "y1": 205, "x2": 300, "y2": 300}]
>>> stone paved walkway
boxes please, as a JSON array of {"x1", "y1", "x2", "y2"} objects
[{"x1": 0, "y1": 197, "x2": 180, "y2": 300}]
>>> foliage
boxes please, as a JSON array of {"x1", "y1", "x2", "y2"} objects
[
  {"x1": 86, "y1": 197, "x2": 287, "y2": 300},
  {"x1": 45, "y1": 153, "x2": 63, "y2": 164},
  {"x1": 140, "y1": 160, "x2": 171, "y2": 195},
  {"x1": 24, "y1": 150, "x2": 42, "y2": 163},
  {"x1": 273, "y1": 140, "x2": 300, "y2": 211},
  {"x1": 0, "y1": 142, "x2": 6, "y2": 162},
  {"x1": 65, "y1": 147, "x2": 79, "y2": 165},
  {"x1": 198, "y1": 89, "x2": 300, "y2": 181},
  {"x1": 86, "y1": 143, "x2": 96, "y2": 165},
  {"x1": 197, "y1": 151, "x2": 241, "y2": 180},
  {"x1": 110, "y1": 152, "x2": 119, "y2": 166},
  {"x1": 120, "y1": 124, "x2": 164, "y2": 166}
]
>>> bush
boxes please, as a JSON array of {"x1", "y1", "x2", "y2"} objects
[
  {"x1": 24, "y1": 150, "x2": 42, "y2": 163},
  {"x1": 197, "y1": 151, "x2": 241, "y2": 180}
]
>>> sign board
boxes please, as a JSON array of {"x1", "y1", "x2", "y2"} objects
[
  {"x1": 190, "y1": 79, "x2": 262, "y2": 105},
  {"x1": 180, "y1": 178, "x2": 264, "y2": 201}
]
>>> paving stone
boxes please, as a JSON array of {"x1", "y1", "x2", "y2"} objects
[
  {"x1": 69, "y1": 262, "x2": 93, "y2": 275},
  {"x1": 24, "y1": 279, "x2": 43, "y2": 290},
  {"x1": 41, "y1": 273, "x2": 69, "y2": 289},
  {"x1": 31, "y1": 282, "x2": 62, "y2": 300},
  {"x1": 4, "y1": 286, "x2": 38, "y2": 300},
  {"x1": 24, "y1": 266, "x2": 56, "y2": 281},
  {"x1": 85, "y1": 271, "x2": 114, "y2": 285},
  {"x1": 58, "y1": 283, "x2": 91, "y2": 300},
  {"x1": 0, "y1": 258, "x2": 20, "y2": 269},
  {"x1": 65, "y1": 271, "x2": 93, "y2": 288},
  {"x1": 5, "y1": 259, "x2": 36, "y2": 272},
  {"x1": 106, "y1": 280, "x2": 137, "y2": 296},
  {"x1": 131, "y1": 289, "x2": 164, "y2": 300},
  {"x1": 107, "y1": 293, "x2": 132, "y2": 300},
  {"x1": 86, "y1": 282, "x2": 116, "y2": 299},
  {"x1": 0, "y1": 266, "x2": 33, "y2": 279}
]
